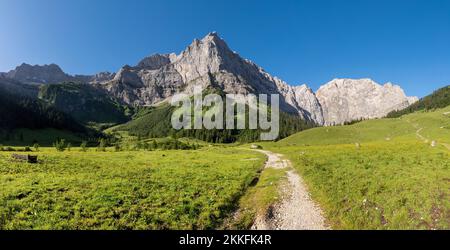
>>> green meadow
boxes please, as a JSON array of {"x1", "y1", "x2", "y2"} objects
[
  {"x1": 0, "y1": 147, "x2": 265, "y2": 229},
  {"x1": 0, "y1": 105, "x2": 448, "y2": 230},
  {"x1": 262, "y1": 106, "x2": 450, "y2": 229}
]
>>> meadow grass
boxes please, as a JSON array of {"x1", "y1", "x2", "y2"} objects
[
  {"x1": 278, "y1": 105, "x2": 450, "y2": 146},
  {"x1": 0, "y1": 147, "x2": 265, "y2": 229},
  {"x1": 225, "y1": 166, "x2": 286, "y2": 229},
  {"x1": 262, "y1": 106, "x2": 450, "y2": 229}
]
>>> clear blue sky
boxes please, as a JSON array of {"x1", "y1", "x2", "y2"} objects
[{"x1": 1, "y1": 0, "x2": 449, "y2": 97}]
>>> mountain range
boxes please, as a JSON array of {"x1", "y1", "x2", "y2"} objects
[{"x1": 0, "y1": 32, "x2": 418, "y2": 128}]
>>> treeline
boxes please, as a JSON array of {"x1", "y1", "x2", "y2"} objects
[
  {"x1": 387, "y1": 85, "x2": 450, "y2": 118},
  {"x1": 50, "y1": 137, "x2": 200, "y2": 152},
  {"x1": 127, "y1": 138, "x2": 200, "y2": 151},
  {"x1": 117, "y1": 102, "x2": 315, "y2": 143},
  {"x1": 0, "y1": 85, "x2": 86, "y2": 133}
]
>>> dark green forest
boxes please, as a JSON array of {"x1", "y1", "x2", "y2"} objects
[
  {"x1": 114, "y1": 102, "x2": 315, "y2": 143},
  {"x1": 38, "y1": 82, "x2": 132, "y2": 124},
  {"x1": 387, "y1": 85, "x2": 450, "y2": 118},
  {"x1": 0, "y1": 85, "x2": 86, "y2": 133}
]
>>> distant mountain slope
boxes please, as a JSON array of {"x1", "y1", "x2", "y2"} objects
[
  {"x1": 5, "y1": 63, "x2": 114, "y2": 85},
  {"x1": 0, "y1": 83, "x2": 86, "y2": 133},
  {"x1": 38, "y1": 82, "x2": 132, "y2": 125},
  {"x1": 0, "y1": 76, "x2": 39, "y2": 97},
  {"x1": 386, "y1": 85, "x2": 450, "y2": 118}
]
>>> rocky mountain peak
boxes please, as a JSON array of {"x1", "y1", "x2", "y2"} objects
[
  {"x1": 170, "y1": 32, "x2": 240, "y2": 84},
  {"x1": 6, "y1": 63, "x2": 70, "y2": 84},
  {"x1": 316, "y1": 78, "x2": 418, "y2": 125},
  {"x1": 200, "y1": 32, "x2": 226, "y2": 46},
  {"x1": 137, "y1": 54, "x2": 173, "y2": 70}
]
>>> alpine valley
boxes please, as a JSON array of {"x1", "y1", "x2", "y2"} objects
[
  {"x1": 0, "y1": 32, "x2": 419, "y2": 143},
  {"x1": 0, "y1": 32, "x2": 449, "y2": 231}
]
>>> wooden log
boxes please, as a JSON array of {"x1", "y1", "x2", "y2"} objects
[{"x1": 12, "y1": 154, "x2": 38, "y2": 163}]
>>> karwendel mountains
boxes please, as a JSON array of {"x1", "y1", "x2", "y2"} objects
[{"x1": 0, "y1": 32, "x2": 418, "y2": 127}]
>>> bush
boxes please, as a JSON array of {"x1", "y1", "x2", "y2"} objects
[
  {"x1": 53, "y1": 139, "x2": 67, "y2": 152},
  {"x1": 80, "y1": 141, "x2": 88, "y2": 152},
  {"x1": 97, "y1": 138, "x2": 106, "y2": 152},
  {"x1": 33, "y1": 143, "x2": 40, "y2": 152}
]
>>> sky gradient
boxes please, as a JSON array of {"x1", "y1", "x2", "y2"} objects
[{"x1": 1, "y1": 0, "x2": 449, "y2": 97}]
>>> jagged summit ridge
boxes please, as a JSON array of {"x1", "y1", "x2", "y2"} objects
[
  {"x1": 6, "y1": 63, "x2": 70, "y2": 84},
  {"x1": 4, "y1": 62, "x2": 115, "y2": 85}
]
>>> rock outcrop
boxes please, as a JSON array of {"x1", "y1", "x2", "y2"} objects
[{"x1": 89, "y1": 72, "x2": 115, "y2": 84}]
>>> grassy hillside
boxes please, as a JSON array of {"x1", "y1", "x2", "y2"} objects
[
  {"x1": 113, "y1": 104, "x2": 175, "y2": 138},
  {"x1": 0, "y1": 147, "x2": 265, "y2": 229},
  {"x1": 279, "y1": 105, "x2": 450, "y2": 146},
  {"x1": 263, "y1": 105, "x2": 450, "y2": 229},
  {"x1": 387, "y1": 85, "x2": 450, "y2": 118}
]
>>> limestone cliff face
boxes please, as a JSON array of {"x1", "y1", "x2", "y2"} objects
[
  {"x1": 316, "y1": 79, "x2": 418, "y2": 125},
  {"x1": 275, "y1": 82, "x2": 324, "y2": 125},
  {"x1": 291, "y1": 85, "x2": 324, "y2": 125},
  {"x1": 99, "y1": 32, "x2": 324, "y2": 123}
]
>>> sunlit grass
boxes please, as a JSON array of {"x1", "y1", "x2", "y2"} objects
[
  {"x1": 262, "y1": 106, "x2": 450, "y2": 229},
  {"x1": 0, "y1": 147, "x2": 265, "y2": 229}
]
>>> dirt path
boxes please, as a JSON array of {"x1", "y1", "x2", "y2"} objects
[
  {"x1": 406, "y1": 119, "x2": 449, "y2": 151},
  {"x1": 415, "y1": 127, "x2": 427, "y2": 142},
  {"x1": 251, "y1": 150, "x2": 329, "y2": 230}
]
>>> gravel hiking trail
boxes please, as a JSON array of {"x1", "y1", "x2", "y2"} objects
[{"x1": 251, "y1": 150, "x2": 329, "y2": 230}]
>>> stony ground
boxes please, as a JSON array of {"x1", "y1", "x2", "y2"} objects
[{"x1": 251, "y1": 150, "x2": 329, "y2": 230}]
